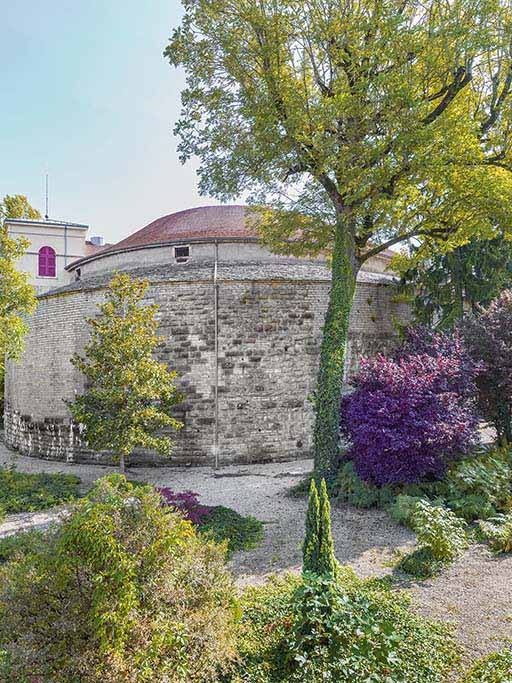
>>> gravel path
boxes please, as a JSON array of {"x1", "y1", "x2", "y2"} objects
[
  {"x1": 405, "y1": 546, "x2": 512, "y2": 663},
  {"x1": 1, "y1": 443, "x2": 511, "y2": 661}
]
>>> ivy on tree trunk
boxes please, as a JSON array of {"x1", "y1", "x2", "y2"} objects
[{"x1": 313, "y1": 216, "x2": 359, "y2": 476}]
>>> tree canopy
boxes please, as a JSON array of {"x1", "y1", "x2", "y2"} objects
[
  {"x1": 395, "y1": 235, "x2": 512, "y2": 328},
  {"x1": 0, "y1": 194, "x2": 39, "y2": 361},
  {"x1": 168, "y1": 0, "x2": 512, "y2": 473},
  {"x1": 168, "y1": 0, "x2": 512, "y2": 256},
  {"x1": 0, "y1": 195, "x2": 41, "y2": 226}
]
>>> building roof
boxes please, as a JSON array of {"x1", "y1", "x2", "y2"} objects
[
  {"x1": 107, "y1": 205, "x2": 256, "y2": 252},
  {"x1": 5, "y1": 217, "x2": 89, "y2": 229},
  {"x1": 67, "y1": 204, "x2": 396, "y2": 272},
  {"x1": 84, "y1": 240, "x2": 113, "y2": 256},
  {"x1": 102, "y1": 204, "x2": 395, "y2": 258}
]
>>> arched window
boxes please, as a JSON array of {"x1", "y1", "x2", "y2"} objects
[{"x1": 38, "y1": 246, "x2": 56, "y2": 277}]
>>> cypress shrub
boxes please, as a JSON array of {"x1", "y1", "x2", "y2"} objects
[{"x1": 302, "y1": 478, "x2": 337, "y2": 577}]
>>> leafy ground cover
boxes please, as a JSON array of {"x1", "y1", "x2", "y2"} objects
[
  {"x1": 1, "y1": 449, "x2": 509, "y2": 665},
  {"x1": 291, "y1": 444, "x2": 512, "y2": 579},
  {"x1": 0, "y1": 466, "x2": 80, "y2": 518},
  {"x1": 157, "y1": 487, "x2": 264, "y2": 556},
  {"x1": 198, "y1": 506, "x2": 264, "y2": 556},
  {"x1": 0, "y1": 480, "x2": 264, "y2": 564},
  {"x1": 459, "y1": 649, "x2": 512, "y2": 682}
]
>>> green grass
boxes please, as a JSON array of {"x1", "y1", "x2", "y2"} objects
[
  {"x1": 0, "y1": 466, "x2": 81, "y2": 516},
  {"x1": 198, "y1": 505, "x2": 264, "y2": 556}
]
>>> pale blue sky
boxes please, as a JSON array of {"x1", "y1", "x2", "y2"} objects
[{"x1": 0, "y1": 0, "x2": 224, "y2": 243}]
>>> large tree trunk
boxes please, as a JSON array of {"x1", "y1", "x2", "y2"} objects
[
  {"x1": 119, "y1": 452, "x2": 126, "y2": 475},
  {"x1": 313, "y1": 215, "x2": 360, "y2": 477}
]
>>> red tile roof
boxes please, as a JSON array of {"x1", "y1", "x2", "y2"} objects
[
  {"x1": 79, "y1": 204, "x2": 394, "y2": 264},
  {"x1": 84, "y1": 241, "x2": 113, "y2": 256},
  {"x1": 106, "y1": 205, "x2": 257, "y2": 251}
]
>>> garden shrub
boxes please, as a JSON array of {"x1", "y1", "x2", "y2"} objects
[
  {"x1": 335, "y1": 461, "x2": 396, "y2": 508},
  {"x1": 157, "y1": 487, "x2": 212, "y2": 524},
  {"x1": 460, "y1": 291, "x2": 512, "y2": 445},
  {"x1": 459, "y1": 649, "x2": 512, "y2": 682},
  {"x1": 334, "y1": 446, "x2": 512, "y2": 534},
  {"x1": 0, "y1": 475, "x2": 237, "y2": 683},
  {"x1": 227, "y1": 569, "x2": 459, "y2": 683},
  {"x1": 0, "y1": 466, "x2": 80, "y2": 514},
  {"x1": 477, "y1": 514, "x2": 512, "y2": 553},
  {"x1": 395, "y1": 446, "x2": 512, "y2": 523},
  {"x1": 397, "y1": 326, "x2": 482, "y2": 388},
  {"x1": 395, "y1": 547, "x2": 442, "y2": 579},
  {"x1": 387, "y1": 494, "x2": 424, "y2": 527},
  {"x1": 341, "y1": 327, "x2": 480, "y2": 485},
  {"x1": 436, "y1": 450, "x2": 512, "y2": 522},
  {"x1": 413, "y1": 500, "x2": 467, "y2": 562},
  {"x1": 0, "y1": 529, "x2": 46, "y2": 564}
]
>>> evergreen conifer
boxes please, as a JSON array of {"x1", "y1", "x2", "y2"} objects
[
  {"x1": 302, "y1": 479, "x2": 320, "y2": 574},
  {"x1": 317, "y1": 479, "x2": 338, "y2": 577},
  {"x1": 302, "y1": 478, "x2": 338, "y2": 577}
]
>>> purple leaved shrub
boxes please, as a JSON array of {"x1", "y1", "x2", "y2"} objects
[
  {"x1": 157, "y1": 488, "x2": 212, "y2": 525},
  {"x1": 459, "y1": 291, "x2": 512, "y2": 444},
  {"x1": 341, "y1": 328, "x2": 481, "y2": 486},
  {"x1": 397, "y1": 325, "x2": 483, "y2": 396}
]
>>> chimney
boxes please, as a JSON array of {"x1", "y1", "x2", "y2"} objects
[{"x1": 89, "y1": 235, "x2": 105, "y2": 246}]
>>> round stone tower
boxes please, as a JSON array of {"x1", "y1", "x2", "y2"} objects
[{"x1": 4, "y1": 205, "x2": 409, "y2": 466}]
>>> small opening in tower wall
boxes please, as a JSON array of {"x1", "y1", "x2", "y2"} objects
[{"x1": 174, "y1": 245, "x2": 190, "y2": 263}]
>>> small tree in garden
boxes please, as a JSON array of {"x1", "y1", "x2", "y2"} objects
[
  {"x1": 303, "y1": 478, "x2": 337, "y2": 577},
  {"x1": 68, "y1": 273, "x2": 182, "y2": 473},
  {"x1": 341, "y1": 329, "x2": 480, "y2": 485},
  {"x1": 460, "y1": 291, "x2": 512, "y2": 444}
]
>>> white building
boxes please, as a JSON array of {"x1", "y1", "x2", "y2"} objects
[{"x1": 5, "y1": 218, "x2": 105, "y2": 294}]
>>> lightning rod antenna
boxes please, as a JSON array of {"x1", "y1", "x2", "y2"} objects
[{"x1": 45, "y1": 173, "x2": 49, "y2": 220}]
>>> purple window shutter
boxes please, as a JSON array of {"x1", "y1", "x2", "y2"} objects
[{"x1": 38, "y1": 247, "x2": 56, "y2": 277}]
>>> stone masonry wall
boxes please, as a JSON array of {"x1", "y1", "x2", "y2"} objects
[{"x1": 4, "y1": 271, "x2": 409, "y2": 466}]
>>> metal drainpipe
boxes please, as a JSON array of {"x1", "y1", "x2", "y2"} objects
[
  {"x1": 213, "y1": 240, "x2": 220, "y2": 469},
  {"x1": 64, "y1": 225, "x2": 68, "y2": 267}
]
